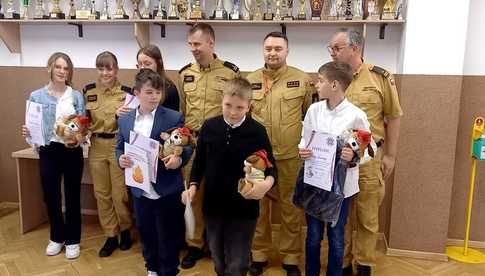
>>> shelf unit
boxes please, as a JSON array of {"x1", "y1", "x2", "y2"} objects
[{"x1": 0, "y1": 19, "x2": 404, "y2": 54}]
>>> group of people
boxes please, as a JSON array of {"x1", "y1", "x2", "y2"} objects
[{"x1": 21, "y1": 22, "x2": 402, "y2": 276}]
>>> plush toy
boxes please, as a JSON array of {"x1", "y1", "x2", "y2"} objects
[
  {"x1": 55, "y1": 115, "x2": 90, "y2": 148},
  {"x1": 159, "y1": 127, "x2": 193, "y2": 159},
  {"x1": 345, "y1": 129, "x2": 375, "y2": 160},
  {"x1": 238, "y1": 150, "x2": 273, "y2": 195}
]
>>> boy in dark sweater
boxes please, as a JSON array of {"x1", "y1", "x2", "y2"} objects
[{"x1": 181, "y1": 77, "x2": 276, "y2": 276}]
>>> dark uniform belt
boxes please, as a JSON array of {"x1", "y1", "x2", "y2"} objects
[{"x1": 93, "y1": 133, "x2": 116, "y2": 139}]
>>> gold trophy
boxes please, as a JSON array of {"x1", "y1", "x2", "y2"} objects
[
  {"x1": 50, "y1": 0, "x2": 66, "y2": 18},
  {"x1": 296, "y1": 0, "x2": 305, "y2": 20},
  {"x1": 274, "y1": 0, "x2": 282, "y2": 20},
  {"x1": 190, "y1": 0, "x2": 203, "y2": 19},
  {"x1": 382, "y1": 0, "x2": 395, "y2": 20},
  {"x1": 100, "y1": 0, "x2": 110, "y2": 19},
  {"x1": 154, "y1": 0, "x2": 167, "y2": 18},
  {"x1": 113, "y1": 0, "x2": 129, "y2": 18},
  {"x1": 22, "y1": 0, "x2": 30, "y2": 19},
  {"x1": 131, "y1": 0, "x2": 142, "y2": 18},
  {"x1": 141, "y1": 0, "x2": 151, "y2": 18},
  {"x1": 168, "y1": 0, "x2": 178, "y2": 18},
  {"x1": 5, "y1": 0, "x2": 21, "y2": 18},
  {"x1": 353, "y1": 0, "x2": 362, "y2": 19},
  {"x1": 241, "y1": 0, "x2": 251, "y2": 20},
  {"x1": 263, "y1": 0, "x2": 273, "y2": 20},
  {"x1": 253, "y1": 0, "x2": 263, "y2": 20},
  {"x1": 310, "y1": 0, "x2": 322, "y2": 20},
  {"x1": 283, "y1": 0, "x2": 293, "y2": 20},
  {"x1": 366, "y1": 0, "x2": 379, "y2": 20},
  {"x1": 177, "y1": 0, "x2": 188, "y2": 19}
]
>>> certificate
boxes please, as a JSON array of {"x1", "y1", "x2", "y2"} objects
[
  {"x1": 129, "y1": 131, "x2": 160, "y2": 182},
  {"x1": 303, "y1": 131, "x2": 337, "y2": 191},
  {"x1": 124, "y1": 142, "x2": 152, "y2": 194},
  {"x1": 124, "y1": 94, "x2": 140, "y2": 109},
  {"x1": 25, "y1": 100, "x2": 45, "y2": 147}
]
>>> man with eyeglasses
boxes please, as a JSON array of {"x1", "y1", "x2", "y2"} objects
[{"x1": 328, "y1": 28, "x2": 403, "y2": 276}]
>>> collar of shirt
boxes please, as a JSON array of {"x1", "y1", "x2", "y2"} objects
[
  {"x1": 134, "y1": 107, "x2": 157, "y2": 138},
  {"x1": 353, "y1": 61, "x2": 367, "y2": 79},
  {"x1": 326, "y1": 98, "x2": 349, "y2": 113},
  {"x1": 224, "y1": 115, "x2": 246, "y2": 129},
  {"x1": 136, "y1": 107, "x2": 157, "y2": 121},
  {"x1": 262, "y1": 64, "x2": 288, "y2": 80},
  {"x1": 194, "y1": 54, "x2": 221, "y2": 72},
  {"x1": 96, "y1": 80, "x2": 120, "y2": 94}
]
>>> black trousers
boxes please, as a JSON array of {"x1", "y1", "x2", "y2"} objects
[
  {"x1": 205, "y1": 215, "x2": 258, "y2": 276},
  {"x1": 38, "y1": 142, "x2": 83, "y2": 245},
  {"x1": 133, "y1": 193, "x2": 184, "y2": 276}
]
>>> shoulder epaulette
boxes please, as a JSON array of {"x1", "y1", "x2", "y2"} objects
[
  {"x1": 82, "y1": 83, "x2": 96, "y2": 94},
  {"x1": 179, "y1": 63, "x2": 192, "y2": 74},
  {"x1": 121, "y1": 85, "x2": 133, "y2": 94},
  {"x1": 370, "y1": 65, "x2": 391, "y2": 78},
  {"x1": 223, "y1": 61, "x2": 239, "y2": 73}
]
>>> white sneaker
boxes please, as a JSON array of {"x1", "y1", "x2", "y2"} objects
[
  {"x1": 147, "y1": 271, "x2": 158, "y2": 276},
  {"x1": 45, "y1": 240, "x2": 64, "y2": 256},
  {"x1": 65, "y1": 244, "x2": 80, "y2": 259}
]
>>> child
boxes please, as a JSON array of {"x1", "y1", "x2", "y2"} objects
[
  {"x1": 115, "y1": 69, "x2": 192, "y2": 276},
  {"x1": 298, "y1": 61, "x2": 373, "y2": 276},
  {"x1": 181, "y1": 77, "x2": 276, "y2": 276}
]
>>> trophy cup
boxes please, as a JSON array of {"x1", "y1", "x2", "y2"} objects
[
  {"x1": 168, "y1": 0, "x2": 178, "y2": 18},
  {"x1": 353, "y1": 0, "x2": 362, "y2": 19},
  {"x1": 382, "y1": 0, "x2": 395, "y2": 20},
  {"x1": 154, "y1": 0, "x2": 167, "y2": 18},
  {"x1": 68, "y1": 0, "x2": 76, "y2": 18},
  {"x1": 190, "y1": 0, "x2": 203, "y2": 19},
  {"x1": 336, "y1": 0, "x2": 345, "y2": 19},
  {"x1": 177, "y1": 0, "x2": 188, "y2": 19},
  {"x1": 241, "y1": 0, "x2": 250, "y2": 20},
  {"x1": 212, "y1": 0, "x2": 227, "y2": 19},
  {"x1": 309, "y1": 0, "x2": 322, "y2": 20},
  {"x1": 273, "y1": 0, "x2": 281, "y2": 20},
  {"x1": 263, "y1": 0, "x2": 273, "y2": 20},
  {"x1": 22, "y1": 0, "x2": 30, "y2": 19},
  {"x1": 327, "y1": 0, "x2": 337, "y2": 20},
  {"x1": 113, "y1": 0, "x2": 129, "y2": 18},
  {"x1": 283, "y1": 0, "x2": 293, "y2": 20},
  {"x1": 253, "y1": 0, "x2": 263, "y2": 20},
  {"x1": 141, "y1": 0, "x2": 151, "y2": 18},
  {"x1": 395, "y1": 0, "x2": 403, "y2": 19},
  {"x1": 34, "y1": 0, "x2": 47, "y2": 18},
  {"x1": 296, "y1": 0, "x2": 305, "y2": 20},
  {"x1": 366, "y1": 0, "x2": 379, "y2": 20},
  {"x1": 5, "y1": 0, "x2": 21, "y2": 18},
  {"x1": 100, "y1": 0, "x2": 110, "y2": 19},
  {"x1": 0, "y1": 2, "x2": 4, "y2": 19},
  {"x1": 131, "y1": 0, "x2": 141, "y2": 18},
  {"x1": 229, "y1": 0, "x2": 240, "y2": 19},
  {"x1": 76, "y1": 0, "x2": 90, "y2": 19},
  {"x1": 344, "y1": 0, "x2": 351, "y2": 20},
  {"x1": 50, "y1": 0, "x2": 66, "y2": 18},
  {"x1": 87, "y1": 0, "x2": 99, "y2": 19}
]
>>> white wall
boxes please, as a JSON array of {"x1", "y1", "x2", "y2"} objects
[{"x1": 463, "y1": 0, "x2": 485, "y2": 76}]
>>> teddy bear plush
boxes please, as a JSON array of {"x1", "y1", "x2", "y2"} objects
[
  {"x1": 238, "y1": 150, "x2": 273, "y2": 195},
  {"x1": 55, "y1": 115, "x2": 90, "y2": 148},
  {"x1": 159, "y1": 127, "x2": 194, "y2": 159},
  {"x1": 345, "y1": 129, "x2": 375, "y2": 161}
]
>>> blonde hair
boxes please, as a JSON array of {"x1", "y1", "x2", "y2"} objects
[
  {"x1": 47, "y1": 52, "x2": 74, "y2": 86},
  {"x1": 223, "y1": 77, "x2": 252, "y2": 100}
]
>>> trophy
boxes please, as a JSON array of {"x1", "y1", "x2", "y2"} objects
[
  {"x1": 34, "y1": 0, "x2": 47, "y2": 18},
  {"x1": 22, "y1": 0, "x2": 30, "y2": 19},
  {"x1": 241, "y1": 0, "x2": 250, "y2": 19},
  {"x1": 336, "y1": 0, "x2": 345, "y2": 19},
  {"x1": 141, "y1": 0, "x2": 151, "y2": 18},
  {"x1": 344, "y1": 0, "x2": 351, "y2": 20},
  {"x1": 0, "y1": 2, "x2": 4, "y2": 19},
  {"x1": 100, "y1": 0, "x2": 110, "y2": 19},
  {"x1": 382, "y1": 0, "x2": 395, "y2": 20},
  {"x1": 177, "y1": 0, "x2": 188, "y2": 19},
  {"x1": 190, "y1": 0, "x2": 203, "y2": 19},
  {"x1": 131, "y1": 0, "x2": 141, "y2": 18},
  {"x1": 50, "y1": 0, "x2": 66, "y2": 18},
  {"x1": 309, "y1": 0, "x2": 322, "y2": 20},
  {"x1": 76, "y1": 0, "x2": 90, "y2": 19},
  {"x1": 366, "y1": 0, "x2": 379, "y2": 20},
  {"x1": 253, "y1": 0, "x2": 263, "y2": 20},
  {"x1": 113, "y1": 0, "x2": 129, "y2": 18},
  {"x1": 229, "y1": 0, "x2": 240, "y2": 19},
  {"x1": 88, "y1": 0, "x2": 99, "y2": 19},
  {"x1": 283, "y1": 0, "x2": 293, "y2": 20},
  {"x1": 395, "y1": 0, "x2": 403, "y2": 19},
  {"x1": 68, "y1": 0, "x2": 76, "y2": 18},
  {"x1": 273, "y1": 0, "x2": 281, "y2": 20},
  {"x1": 326, "y1": 0, "x2": 337, "y2": 20},
  {"x1": 168, "y1": 0, "x2": 178, "y2": 18},
  {"x1": 263, "y1": 0, "x2": 273, "y2": 20},
  {"x1": 154, "y1": 0, "x2": 167, "y2": 18},
  {"x1": 5, "y1": 0, "x2": 21, "y2": 18},
  {"x1": 212, "y1": 0, "x2": 227, "y2": 19},
  {"x1": 296, "y1": 0, "x2": 305, "y2": 20},
  {"x1": 353, "y1": 0, "x2": 362, "y2": 19}
]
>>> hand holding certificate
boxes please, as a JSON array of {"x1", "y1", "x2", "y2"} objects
[
  {"x1": 303, "y1": 131, "x2": 337, "y2": 191},
  {"x1": 25, "y1": 100, "x2": 45, "y2": 147},
  {"x1": 129, "y1": 131, "x2": 160, "y2": 183}
]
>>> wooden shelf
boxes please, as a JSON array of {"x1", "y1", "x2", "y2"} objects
[{"x1": 0, "y1": 18, "x2": 405, "y2": 53}]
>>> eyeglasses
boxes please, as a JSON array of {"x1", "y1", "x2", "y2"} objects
[{"x1": 327, "y1": 44, "x2": 349, "y2": 53}]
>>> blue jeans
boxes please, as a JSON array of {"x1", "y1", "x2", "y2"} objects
[{"x1": 305, "y1": 197, "x2": 351, "y2": 276}]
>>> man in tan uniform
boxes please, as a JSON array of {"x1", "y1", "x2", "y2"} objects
[
  {"x1": 247, "y1": 32, "x2": 315, "y2": 276},
  {"x1": 328, "y1": 29, "x2": 403, "y2": 276},
  {"x1": 178, "y1": 22, "x2": 240, "y2": 269},
  {"x1": 83, "y1": 51, "x2": 134, "y2": 257}
]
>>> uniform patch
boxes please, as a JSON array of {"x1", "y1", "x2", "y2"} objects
[
  {"x1": 251, "y1": 83, "x2": 262, "y2": 90},
  {"x1": 83, "y1": 83, "x2": 96, "y2": 94},
  {"x1": 287, "y1": 81, "x2": 300, "y2": 88},
  {"x1": 223, "y1": 61, "x2": 239, "y2": 73},
  {"x1": 87, "y1": 95, "x2": 97, "y2": 102},
  {"x1": 184, "y1": 75, "x2": 195, "y2": 83}
]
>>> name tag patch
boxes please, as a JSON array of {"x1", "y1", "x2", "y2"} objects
[
  {"x1": 287, "y1": 81, "x2": 300, "y2": 88},
  {"x1": 251, "y1": 83, "x2": 262, "y2": 90},
  {"x1": 87, "y1": 95, "x2": 97, "y2": 102},
  {"x1": 184, "y1": 75, "x2": 195, "y2": 83}
]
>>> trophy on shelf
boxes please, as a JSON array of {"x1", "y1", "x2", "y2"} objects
[
  {"x1": 282, "y1": 0, "x2": 293, "y2": 20},
  {"x1": 34, "y1": 0, "x2": 48, "y2": 18},
  {"x1": 88, "y1": 0, "x2": 99, "y2": 19},
  {"x1": 177, "y1": 0, "x2": 188, "y2": 19},
  {"x1": 253, "y1": 0, "x2": 263, "y2": 20},
  {"x1": 241, "y1": 0, "x2": 250, "y2": 20},
  {"x1": 274, "y1": 0, "x2": 282, "y2": 20},
  {"x1": 5, "y1": 0, "x2": 21, "y2": 19},
  {"x1": 353, "y1": 0, "x2": 362, "y2": 20},
  {"x1": 154, "y1": 0, "x2": 167, "y2": 18},
  {"x1": 395, "y1": 0, "x2": 403, "y2": 20},
  {"x1": 263, "y1": 0, "x2": 273, "y2": 20},
  {"x1": 76, "y1": 0, "x2": 90, "y2": 19},
  {"x1": 212, "y1": 0, "x2": 227, "y2": 19},
  {"x1": 190, "y1": 0, "x2": 203, "y2": 19},
  {"x1": 21, "y1": 0, "x2": 30, "y2": 19},
  {"x1": 0, "y1": 2, "x2": 4, "y2": 19},
  {"x1": 131, "y1": 0, "x2": 142, "y2": 18},
  {"x1": 113, "y1": 0, "x2": 129, "y2": 18},
  {"x1": 141, "y1": 0, "x2": 152, "y2": 18},
  {"x1": 229, "y1": 0, "x2": 240, "y2": 19},
  {"x1": 326, "y1": 0, "x2": 337, "y2": 20},
  {"x1": 336, "y1": 0, "x2": 345, "y2": 19},
  {"x1": 168, "y1": 0, "x2": 178, "y2": 18},
  {"x1": 50, "y1": 0, "x2": 66, "y2": 19},
  {"x1": 382, "y1": 0, "x2": 395, "y2": 20},
  {"x1": 100, "y1": 0, "x2": 110, "y2": 19},
  {"x1": 68, "y1": 0, "x2": 76, "y2": 18},
  {"x1": 366, "y1": 0, "x2": 379, "y2": 20},
  {"x1": 310, "y1": 0, "x2": 322, "y2": 20},
  {"x1": 344, "y1": 0, "x2": 351, "y2": 20},
  {"x1": 296, "y1": 0, "x2": 305, "y2": 20}
]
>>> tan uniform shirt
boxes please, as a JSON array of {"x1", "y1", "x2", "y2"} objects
[
  {"x1": 178, "y1": 57, "x2": 240, "y2": 132},
  {"x1": 345, "y1": 63, "x2": 403, "y2": 142},
  {"x1": 247, "y1": 65, "x2": 315, "y2": 160},
  {"x1": 84, "y1": 81, "x2": 130, "y2": 134}
]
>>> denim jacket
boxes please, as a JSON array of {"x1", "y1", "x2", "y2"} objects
[{"x1": 28, "y1": 86, "x2": 85, "y2": 146}]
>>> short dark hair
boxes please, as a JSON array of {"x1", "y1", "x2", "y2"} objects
[
  {"x1": 264, "y1": 31, "x2": 288, "y2": 45},
  {"x1": 96, "y1": 51, "x2": 118, "y2": 70},
  {"x1": 188, "y1": 23, "x2": 215, "y2": 41},
  {"x1": 134, "y1": 69, "x2": 163, "y2": 91},
  {"x1": 318, "y1": 61, "x2": 353, "y2": 91}
]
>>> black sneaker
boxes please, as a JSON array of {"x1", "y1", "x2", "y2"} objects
[
  {"x1": 98, "y1": 237, "x2": 119, "y2": 257},
  {"x1": 282, "y1": 264, "x2": 301, "y2": 276},
  {"x1": 342, "y1": 265, "x2": 353, "y2": 276},
  {"x1": 249, "y1": 261, "x2": 268, "y2": 276},
  {"x1": 181, "y1": 246, "x2": 205, "y2": 269},
  {"x1": 356, "y1": 265, "x2": 371, "y2": 276},
  {"x1": 119, "y1": 229, "x2": 132, "y2": 251}
]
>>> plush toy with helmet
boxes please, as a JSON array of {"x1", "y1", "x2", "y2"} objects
[
  {"x1": 55, "y1": 115, "x2": 90, "y2": 148},
  {"x1": 345, "y1": 129, "x2": 375, "y2": 160},
  {"x1": 238, "y1": 150, "x2": 273, "y2": 195},
  {"x1": 159, "y1": 127, "x2": 194, "y2": 159}
]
